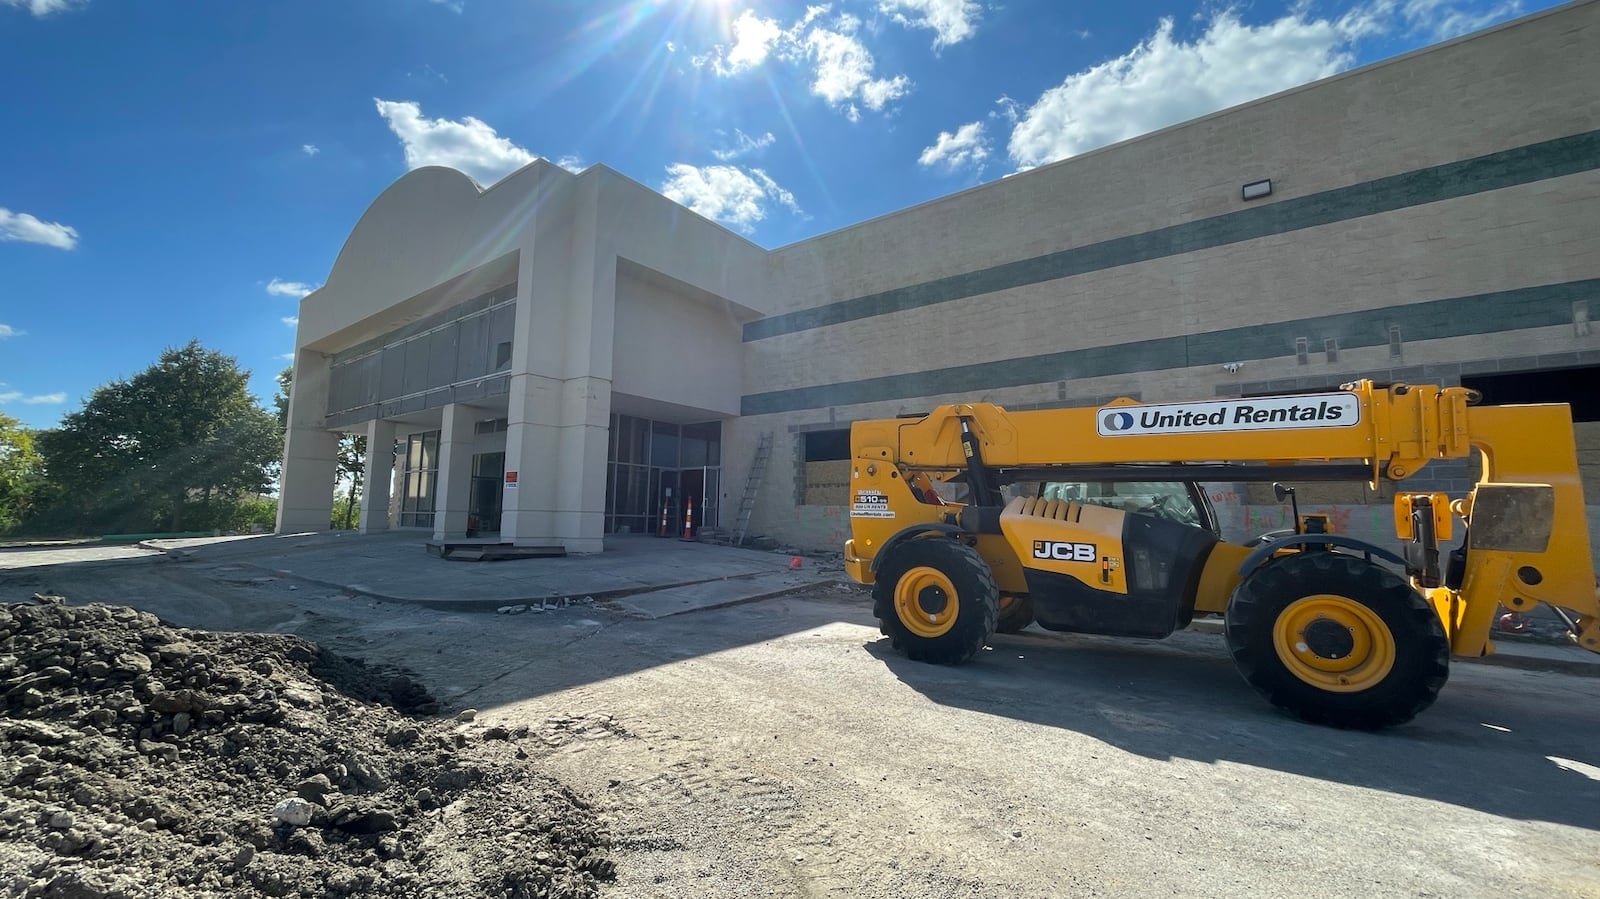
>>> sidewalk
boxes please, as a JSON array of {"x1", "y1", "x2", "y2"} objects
[{"x1": 133, "y1": 531, "x2": 840, "y2": 617}]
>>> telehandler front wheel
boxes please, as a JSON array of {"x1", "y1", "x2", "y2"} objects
[
  {"x1": 1225, "y1": 552, "x2": 1449, "y2": 729},
  {"x1": 874, "y1": 539, "x2": 999, "y2": 665}
]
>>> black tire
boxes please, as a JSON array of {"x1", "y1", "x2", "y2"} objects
[
  {"x1": 873, "y1": 539, "x2": 999, "y2": 665},
  {"x1": 1225, "y1": 552, "x2": 1449, "y2": 729},
  {"x1": 995, "y1": 595, "x2": 1035, "y2": 634}
]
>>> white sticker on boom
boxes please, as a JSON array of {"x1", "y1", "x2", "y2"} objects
[
  {"x1": 1096, "y1": 394, "x2": 1361, "y2": 437},
  {"x1": 850, "y1": 490, "x2": 896, "y2": 518}
]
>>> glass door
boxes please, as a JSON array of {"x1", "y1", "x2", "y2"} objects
[
  {"x1": 699, "y1": 467, "x2": 720, "y2": 533},
  {"x1": 467, "y1": 452, "x2": 504, "y2": 537}
]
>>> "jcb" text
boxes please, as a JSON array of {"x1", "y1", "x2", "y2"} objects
[{"x1": 1031, "y1": 541, "x2": 1097, "y2": 562}]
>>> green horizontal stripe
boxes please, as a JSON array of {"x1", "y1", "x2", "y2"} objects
[
  {"x1": 743, "y1": 129, "x2": 1600, "y2": 342},
  {"x1": 740, "y1": 279, "x2": 1600, "y2": 416}
]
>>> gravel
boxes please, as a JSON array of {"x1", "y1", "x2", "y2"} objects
[{"x1": 0, "y1": 597, "x2": 616, "y2": 898}]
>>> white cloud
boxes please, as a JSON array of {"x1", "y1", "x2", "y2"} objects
[
  {"x1": 660, "y1": 163, "x2": 801, "y2": 234},
  {"x1": 918, "y1": 121, "x2": 989, "y2": 172},
  {"x1": 802, "y1": 15, "x2": 912, "y2": 112},
  {"x1": 0, "y1": 324, "x2": 20, "y2": 338},
  {"x1": 0, "y1": 207, "x2": 79, "y2": 250},
  {"x1": 428, "y1": 0, "x2": 462, "y2": 12},
  {"x1": 266, "y1": 278, "x2": 318, "y2": 299},
  {"x1": 694, "y1": 9, "x2": 785, "y2": 75},
  {"x1": 0, "y1": 390, "x2": 65, "y2": 405},
  {"x1": 1007, "y1": 9, "x2": 1383, "y2": 169},
  {"x1": 278, "y1": 352, "x2": 296, "y2": 362},
  {"x1": 376, "y1": 98, "x2": 588, "y2": 187},
  {"x1": 554, "y1": 155, "x2": 584, "y2": 173},
  {"x1": 712, "y1": 129, "x2": 776, "y2": 161},
  {"x1": 991, "y1": 94, "x2": 1020, "y2": 123},
  {"x1": 692, "y1": 8, "x2": 912, "y2": 118},
  {"x1": 282, "y1": 316, "x2": 299, "y2": 327},
  {"x1": 301, "y1": 144, "x2": 320, "y2": 156},
  {"x1": 878, "y1": 0, "x2": 982, "y2": 49},
  {"x1": 1, "y1": 0, "x2": 86, "y2": 16},
  {"x1": 1401, "y1": 0, "x2": 1522, "y2": 40}
]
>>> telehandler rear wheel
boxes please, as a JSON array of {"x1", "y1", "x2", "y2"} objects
[
  {"x1": 874, "y1": 539, "x2": 999, "y2": 665},
  {"x1": 1225, "y1": 552, "x2": 1449, "y2": 729},
  {"x1": 996, "y1": 594, "x2": 1035, "y2": 634}
]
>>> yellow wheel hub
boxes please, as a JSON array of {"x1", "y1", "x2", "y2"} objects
[
  {"x1": 894, "y1": 566, "x2": 959, "y2": 638},
  {"x1": 1272, "y1": 594, "x2": 1395, "y2": 692}
]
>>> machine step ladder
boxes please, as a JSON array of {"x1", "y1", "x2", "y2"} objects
[{"x1": 731, "y1": 432, "x2": 774, "y2": 547}]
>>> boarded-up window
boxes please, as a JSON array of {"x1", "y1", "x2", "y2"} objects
[{"x1": 800, "y1": 429, "x2": 850, "y2": 506}]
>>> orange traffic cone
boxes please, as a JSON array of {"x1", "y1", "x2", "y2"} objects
[{"x1": 680, "y1": 497, "x2": 695, "y2": 541}]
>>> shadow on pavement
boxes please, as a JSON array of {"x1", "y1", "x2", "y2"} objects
[{"x1": 865, "y1": 626, "x2": 1600, "y2": 832}]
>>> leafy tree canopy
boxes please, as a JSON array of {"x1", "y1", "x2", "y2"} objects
[
  {"x1": 0, "y1": 412, "x2": 42, "y2": 532},
  {"x1": 37, "y1": 340, "x2": 281, "y2": 532}
]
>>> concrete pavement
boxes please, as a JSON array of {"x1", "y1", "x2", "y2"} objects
[
  {"x1": 0, "y1": 531, "x2": 839, "y2": 619},
  {"x1": 4, "y1": 532, "x2": 1598, "y2": 671}
]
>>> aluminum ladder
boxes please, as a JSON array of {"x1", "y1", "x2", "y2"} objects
[{"x1": 731, "y1": 432, "x2": 773, "y2": 547}]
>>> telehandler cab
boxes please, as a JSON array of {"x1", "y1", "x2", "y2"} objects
[{"x1": 842, "y1": 380, "x2": 1600, "y2": 728}]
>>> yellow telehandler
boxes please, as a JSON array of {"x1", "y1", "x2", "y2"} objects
[{"x1": 842, "y1": 381, "x2": 1600, "y2": 728}]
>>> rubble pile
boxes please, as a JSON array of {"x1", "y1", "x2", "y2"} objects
[{"x1": 0, "y1": 597, "x2": 614, "y2": 898}]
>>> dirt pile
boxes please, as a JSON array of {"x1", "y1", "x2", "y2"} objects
[{"x1": 0, "y1": 597, "x2": 615, "y2": 898}]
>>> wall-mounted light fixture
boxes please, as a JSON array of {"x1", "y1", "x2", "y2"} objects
[{"x1": 1242, "y1": 179, "x2": 1272, "y2": 201}]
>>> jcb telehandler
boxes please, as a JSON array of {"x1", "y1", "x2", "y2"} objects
[{"x1": 842, "y1": 380, "x2": 1600, "y2": 728}]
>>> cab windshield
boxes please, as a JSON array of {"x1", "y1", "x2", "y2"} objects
[{"x1": 1038, "y1": 481, "x2": 1204, "y2": 529}]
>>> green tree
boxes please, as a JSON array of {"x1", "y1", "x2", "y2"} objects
[
  {"x1": 0, "y1": 412, "x2": 42, "y2": 533},
  {"x1": 36, "y1": 340, "x2": 282, "y2": 533},
  {"x1": 273, "y1": 365, "x2": 292, "y2": 432}
]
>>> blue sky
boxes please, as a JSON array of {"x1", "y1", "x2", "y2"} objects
[{"x1": 0, "y1": 0, "x2": 1551, "y2": 429}]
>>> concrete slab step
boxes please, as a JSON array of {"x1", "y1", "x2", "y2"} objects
[{"x1": 426, "y1": 542, "x2": 568, "y2": 562}]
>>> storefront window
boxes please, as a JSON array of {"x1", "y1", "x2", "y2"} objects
[{"x1": 399, "y1": 430, "x2": 440, "y2": 528}]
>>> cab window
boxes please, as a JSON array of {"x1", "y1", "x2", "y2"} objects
[{"x1": 1039, "y1": 481, "x2": 1204, "y2": 529}]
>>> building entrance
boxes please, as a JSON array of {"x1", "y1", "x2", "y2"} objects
[
  {"x1": 467, "y1": 451, "x2": 504, "y2": 537},
  {"x1": 605, "y1": 414, "x2": 721, "y2": 536}
]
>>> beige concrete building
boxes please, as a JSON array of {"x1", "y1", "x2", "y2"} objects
[{"x1": 279, "y1": 0, "x2": 1600, "y2": 552}]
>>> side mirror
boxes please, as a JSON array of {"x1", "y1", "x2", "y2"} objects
[{"x1": 1273, "y1": 482, "x2": 1302, "y2": 535}]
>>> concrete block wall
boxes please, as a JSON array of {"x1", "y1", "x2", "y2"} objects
[
  {"x1": 758, "y1": 2, "x2": 1597, "y2": 320},
  {"x1": 747, "y1": 174, "x2": 1600, "y2": 404},
  {"x1": 733, "y1": 3, "x2": 1600, "y2": 553}
]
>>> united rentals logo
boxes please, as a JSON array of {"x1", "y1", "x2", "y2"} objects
[
  {"x1": 1102, "y1": 411, "x2": 1136, "y2": 432},
  {"x1": 1097, "y1": 393, "x2": 1361, "y2": 437}
]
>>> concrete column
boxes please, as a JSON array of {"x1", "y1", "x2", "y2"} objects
[
  {"x1": 501, "y1": 181, "x2": 611, "y2": 552},
  {"x1": 359, "y1": 418, "x2": 396, "y2": 533},
  {"x1": 277, "y1": 351, "x2": 338, "y2": 533},
  {"x1": 553, "y1": 377, "x2": 610, "y2": 553},
  {"x1": 502, "y1": 374, "x2": 561, "y2": 545},
  {"x1": 432, "y1": 404, "x2": 476, "y2": 541}
]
